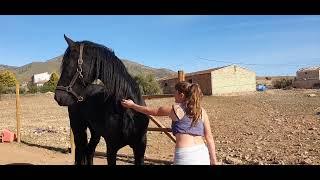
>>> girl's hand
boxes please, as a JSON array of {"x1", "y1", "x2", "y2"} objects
[{"x1": 121, "y1": 99, "x2": 135, "y2": 108}]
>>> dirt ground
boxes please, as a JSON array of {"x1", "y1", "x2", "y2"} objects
[{"x1": 0, "y1": 89, "x2": 319, "y2": 165}]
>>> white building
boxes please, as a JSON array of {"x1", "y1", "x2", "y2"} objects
[{"x1": 32, "y1": 72, "x2": 51, "y2": 87}]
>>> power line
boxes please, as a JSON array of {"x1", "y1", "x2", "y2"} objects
[{"x1": 197, "y1": 57, "x2": 320, "y2": 67}]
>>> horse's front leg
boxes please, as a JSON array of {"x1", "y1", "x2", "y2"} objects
[
  {"x1": 86, "y1": 128, "x2": 101, "y2": 165},
  {"x1": 132, "y1": 134, "x2": 147, "y2": 165},
  {"x1": 106, "y1": 141, "x2": 121, "y2": 165},
  {"x1": 69, "y1": 107, "x2": 89, "y2": 165}
]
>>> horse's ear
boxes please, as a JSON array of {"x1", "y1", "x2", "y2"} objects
[{"x1": 64, "y1": 34, "x2": 75, "y2": 47}]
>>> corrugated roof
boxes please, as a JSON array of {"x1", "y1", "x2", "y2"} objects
[
  {"x1": 298, "y1": 66, "x2": 320, "y2": 72},
  {"x1": 157, "y1": 65, "x2": 233, "y2": 81},
  {"x1": 185, "y1": 65, "x2": 228, "y2": 77}
]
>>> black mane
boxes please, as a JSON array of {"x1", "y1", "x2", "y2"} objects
[{"x1": 62, "y1": 40, "x2": 143, "y2": 104}]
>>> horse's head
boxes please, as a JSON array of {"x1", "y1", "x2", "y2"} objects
[
  {"x1": 54, "y1": 35, "x2": 101, "y2": 106},
  {"x1": 55, "y1": 34, "x2": 143, "y2": 107}
]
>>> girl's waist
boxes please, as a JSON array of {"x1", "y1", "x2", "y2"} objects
[
  {"x1": 175, "y1": 143, "x2": 207, "y2": 153},
  {"x1": 175, "y1": 134, "x2": 205, "y2": 148}
]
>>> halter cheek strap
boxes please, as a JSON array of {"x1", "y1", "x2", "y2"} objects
[{"x1": 56, "y1": 44, "x2": 86, "y2": 102}]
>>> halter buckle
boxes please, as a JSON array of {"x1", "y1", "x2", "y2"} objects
[
  {"x1": 77, "y1": 96, "x2": 84, "y2": 102},
  {"x1": 66, "y1": 86, "x2": 72, "y2": 92},
  {"x1": 78, "y1": 58, "x2": 83, "y2": 65}
]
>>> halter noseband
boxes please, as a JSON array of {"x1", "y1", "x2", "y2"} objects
[{"x1": 56, "y1": 44, "x2": 87, "y2": 102}]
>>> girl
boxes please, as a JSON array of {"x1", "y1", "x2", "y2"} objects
[{"x1": 121, "y1": 81, "x2": 218, "y2": 165}]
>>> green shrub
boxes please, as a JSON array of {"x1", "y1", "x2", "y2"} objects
[
  {"x1": 133, "y1": 73, "x2": 162, "y2": 95},
  {"x1": 19, "y1": 87, "x2": 27, "y2": 94},
  {"x1": 42, "y1": 72, "x2": 59, "y2": 92},
  {"x1": 0, "y1": 70, "x2": 17, "y2": 87},
  {"x1": 39, "y1": 85, "x2": 52, "y2": 93},
  {"x1": 0, "y1": 84, "x2": 3, "y2": 100},
  {"x1": 27, "y1": 81, "x2": 38, "y2": 94},
  {"x1": 272, "y1": 78, "x2": 293, "y2": 89},
  {"x1": 2, "y1": 86, "x2": 16, "y2": 94}
]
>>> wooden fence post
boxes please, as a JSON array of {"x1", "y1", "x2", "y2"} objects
[
  {"x1": 15, "y1": 83, "x2": 21, "y2": 143},
  {"x1": 178, "y1": 70, "x2": 185, "y2": 82}
]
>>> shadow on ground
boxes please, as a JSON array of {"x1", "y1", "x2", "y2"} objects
[
  {"x1": 21, "y1": 140, "x2": 69, "y2": 154},
  {"x1": 21, "y1": 141, "x2": 172, "y2": 165},
  {"x1": 5, "y1": 163, "x2": 34, "y2": 165},
  {"x1": 94, "y1": 151, "x2": 172, "y2": 165}
]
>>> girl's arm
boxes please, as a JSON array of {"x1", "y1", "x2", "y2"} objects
[
  {"x1": 121, "y1": 99, "x2": 171, "y2": 116},
  {"x1": 202, "y1": 108, "x2": 218, "y2": 165}
]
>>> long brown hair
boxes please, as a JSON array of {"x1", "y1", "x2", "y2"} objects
[{"x1": 175, "y1": 81, "x2": 203, "y2": 126}]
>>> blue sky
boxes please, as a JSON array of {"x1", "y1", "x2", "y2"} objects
[{"x1": 0, "y1": 15, "x2": 319, "y2": 76}]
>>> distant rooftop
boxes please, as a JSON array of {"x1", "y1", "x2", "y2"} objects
[
  {"x1": 33, "y1": 72, "x2": 50, "y2": 76},
  {"x1": 157, "y1": 64, "x2": 253, "y2": 81},
  {"x1": 298, "y1": 66, "x2": 320, "y2": 71}
]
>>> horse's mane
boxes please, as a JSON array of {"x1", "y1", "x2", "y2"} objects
[
  {"x1": 81, "y1": 41, "x2": 147, "y2": 138},
  {"x1": 62, "y1": 40, "x2": 143, "y2": 104}
]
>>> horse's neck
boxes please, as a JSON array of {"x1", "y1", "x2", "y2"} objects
[
  {"x1": 100, "y1": 71, "x2": 137, "y2": 98},
  {"x1": 96, "y1": 59, "x2": 142, "y2": 101}
]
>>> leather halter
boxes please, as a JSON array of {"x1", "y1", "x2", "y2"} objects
[{"x1": 56, "y1": 44, "x2": 87, "y2": 102}]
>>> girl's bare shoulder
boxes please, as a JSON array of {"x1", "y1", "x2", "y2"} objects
[{"x1": 172, "y1": 104, "x2": 185, "y2": 120}]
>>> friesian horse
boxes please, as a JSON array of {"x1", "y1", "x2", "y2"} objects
[{"x1": 54, "y1": 35, "x2": 149, "y2": 165}]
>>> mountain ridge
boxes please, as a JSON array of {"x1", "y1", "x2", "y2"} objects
[{"x1": 0, "y1": 55, "x2": 176, "y2": 82}]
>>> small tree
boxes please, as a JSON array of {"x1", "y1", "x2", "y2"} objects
[
  {"x1": 19, "y1": 87, "x2": 27, "y2": 94},
  {"x1": 42, "y1": 72, "x2": 60, "y2": 92},
  {"x1": 133, "y1": 73, "x2": 162, "y2": 95},
  {"x1": 0, "y1": 70, "x2": 17, "y2": 87},
  {"x1": 0, "y1": 84, "x2": 3, "y2": 100},
  {"x1": 27, "y1": 81, "x2": 38, "y2": 94}
]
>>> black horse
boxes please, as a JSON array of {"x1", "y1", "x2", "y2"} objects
[{"x1": 54, "y1": 35, "x2": 149, "y2": 165}]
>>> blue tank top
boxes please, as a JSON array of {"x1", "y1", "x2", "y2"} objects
[{"x1": 171, "y1": 105, "x2": 205, "y2": 136}]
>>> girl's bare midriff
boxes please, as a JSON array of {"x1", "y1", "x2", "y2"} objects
[{"x1": 175, "y1": 133, "x2": 205, "y2": 148}]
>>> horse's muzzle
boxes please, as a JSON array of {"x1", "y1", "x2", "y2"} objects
[{"x1": 54, "y1": 89, "x2": 76, "y2": 106}]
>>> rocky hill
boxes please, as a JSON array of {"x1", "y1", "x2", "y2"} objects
[{"x1": 0, "y1": 55, "x2": 176, "y2": 82}]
